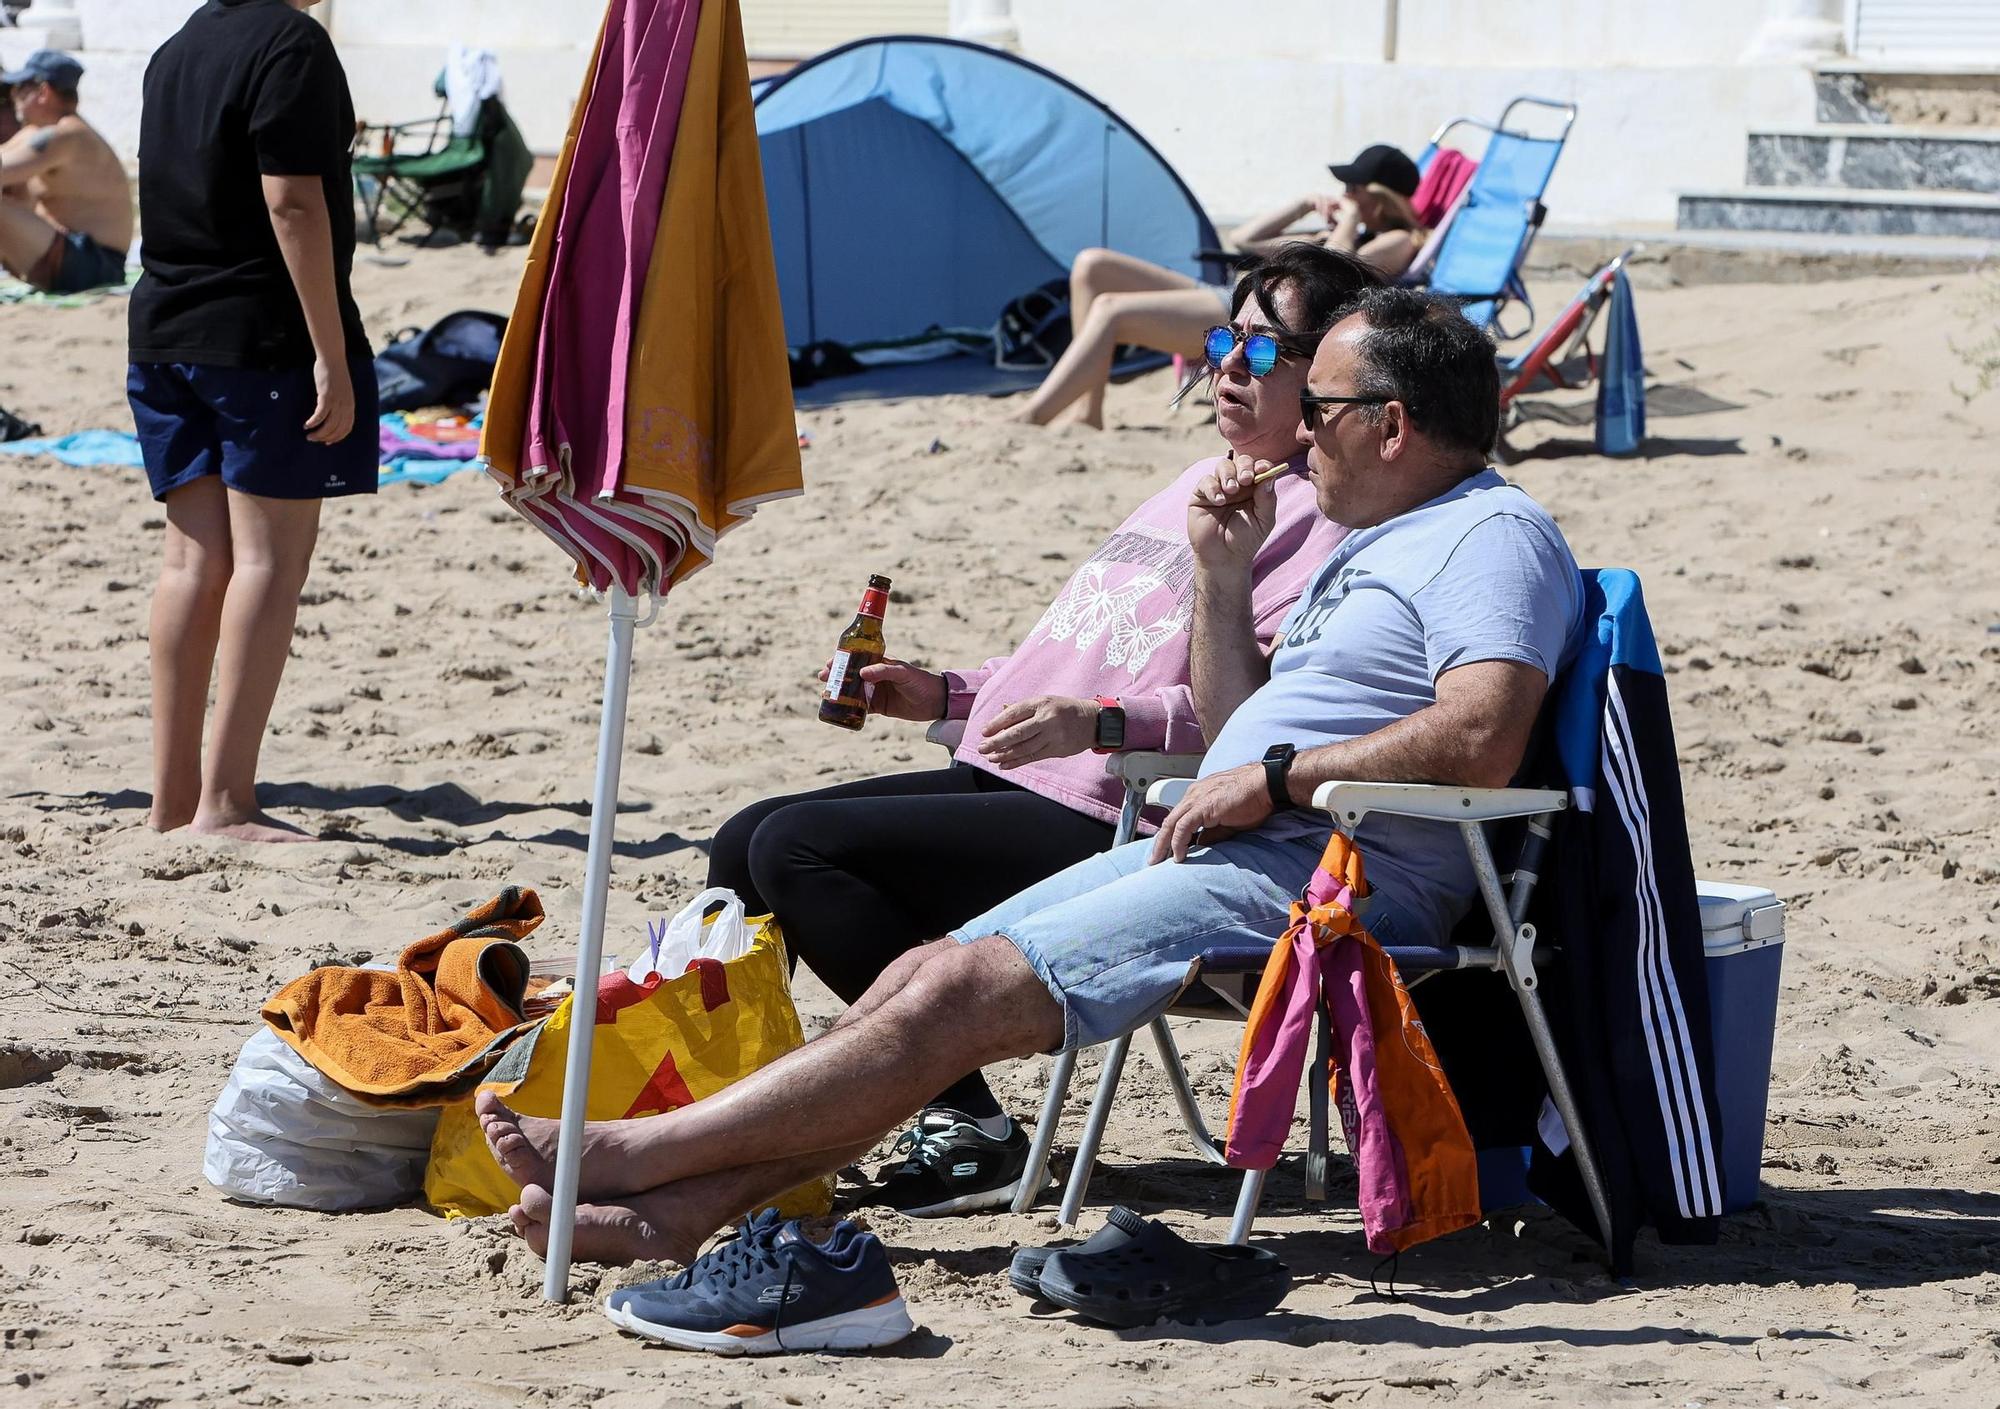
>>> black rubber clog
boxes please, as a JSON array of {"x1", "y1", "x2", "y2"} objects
[
  {"x1": 1008, "y1": 1204, "x2": 1152, "y2": 1299},
  {"x1": 1036, "y1": 1210, "x2": 1288, "y2": 1328}
]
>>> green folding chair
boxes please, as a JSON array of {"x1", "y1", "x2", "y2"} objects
[{"x1": 352, "y1": 87, "x2": 532, "y2": 249}]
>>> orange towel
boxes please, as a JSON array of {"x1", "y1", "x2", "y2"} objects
[
  {"x1": 261, "y1": 888, "x2": 545, "y2": 1106},
  {"x1": 1226, "y1": 834, "x2": 1480, "y2": 1255}
]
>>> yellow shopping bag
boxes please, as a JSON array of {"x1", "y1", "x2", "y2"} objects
[{"x1": 425, "y1": 913, "x2": 832, "y2": 1218}]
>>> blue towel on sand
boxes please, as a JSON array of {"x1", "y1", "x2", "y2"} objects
[
  {"x1": 1594, "y1": 270, "x2": 1645, "y2": 458},
  {"x1": 0, "y1": 422, "x2": 486, "y2": 485},
  {"x1": 0, "y1": 429, "x2": 148, "y2": 468}
]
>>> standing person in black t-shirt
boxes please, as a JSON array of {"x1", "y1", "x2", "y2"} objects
[{"x1": 129, "y1": 0, "x2": 376, "y2": 843}]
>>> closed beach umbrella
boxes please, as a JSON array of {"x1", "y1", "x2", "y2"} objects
[{"x1": 478, "y1": 0, "x2": 802, "y2": 1301}]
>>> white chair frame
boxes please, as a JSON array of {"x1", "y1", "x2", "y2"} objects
[{"x1": 998, "y1": 750, "x2": 1617, "y2": 1256}]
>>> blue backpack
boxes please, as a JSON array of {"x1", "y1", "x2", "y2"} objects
[{"x1": 374, "y1": 310, "x2": 508, "y2": 412}]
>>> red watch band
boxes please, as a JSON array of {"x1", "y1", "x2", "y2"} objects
[{"x1": 1090, "y1": 697, "x2": 1123, "y2": 754}]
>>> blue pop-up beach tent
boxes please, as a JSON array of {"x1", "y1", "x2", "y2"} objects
[{"x1": 753, "y1": 36, "x2": 1219, "y2": 403}]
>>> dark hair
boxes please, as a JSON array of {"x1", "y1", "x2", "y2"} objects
[
  {"x1": 1229, "y1": 242, "x2": 1383, "y2": 352},
  {"x1": 1343, "y1": 287, "x2": 1499, "y2": 457}
]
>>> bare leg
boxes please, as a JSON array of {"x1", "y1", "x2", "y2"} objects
[
  {"x1": 507, "y1": 1141, "x2": 877, "y2": 1266},
  {"x1": 481, "y1": 939, "x2": 960, "y2": 1197},
  {"x1": 1064, "y1": 248, "x2": 1184, "y2": 426},
  {"x1": 148, "y1": 478, "x2": 233, "y2": 831},
  {"x1": 478, "y1": 936, "x2": 1062, "y2": 1202},
  {"x1": 0, "y1": 199, "x2": 59, "y2": 284},
  {"x1": 191, "y1": 490, "x2": 322, "y2": 843},
  {"x1": 828, "y1": 937, "x2": 955, "y2": 1031},
  {"x1": 1012, "y1": 286, "x2": 1219, "y2": 429}
]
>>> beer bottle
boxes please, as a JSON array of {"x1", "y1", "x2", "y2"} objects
[{"x1": 819, "y1": 574, "x2": 891, "y2": 731}]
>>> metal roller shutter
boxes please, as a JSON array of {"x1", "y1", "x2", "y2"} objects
[{"x1": 1851, "y1": 0, "x2": 2000, "y2": 62}]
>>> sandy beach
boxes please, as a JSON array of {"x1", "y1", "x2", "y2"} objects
[{"x1": 2, "y1": 246, "x2": 1998, "y2": 1407}]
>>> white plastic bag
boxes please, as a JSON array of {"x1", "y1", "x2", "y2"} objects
[
  {"x1": 626, "y1": 887, "x2": 753, "y2": 983},
  {"x1": 203, "y1": 1028, "x2": 441, "y2": 1211}
]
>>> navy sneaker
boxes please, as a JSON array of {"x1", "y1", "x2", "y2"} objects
[{"x1": 604, "y1": 1207, "x2": 914, "y2": 1355}]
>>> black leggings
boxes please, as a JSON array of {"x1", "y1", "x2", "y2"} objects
[{"x1": 706, "y1": 766, "x2": 1115, "y2": 1115}]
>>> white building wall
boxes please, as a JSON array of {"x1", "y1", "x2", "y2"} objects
[
  {"x1": 325, "y1": 0, "x2": 599, "y2": 160},
  {"x1": 4, "y1": 0, "x2": 1839, "y2": 229},
  {"x1": 1008, "y1": 0, "x2": 1825, "y2": 228}
]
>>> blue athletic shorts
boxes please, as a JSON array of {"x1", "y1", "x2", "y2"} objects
[
  {"x1": 949, "y1": 833, "x2": 1424, "y2": 1053},
  {"x1": 127, "y1": 355, "x2": 379, "y2": 502}
]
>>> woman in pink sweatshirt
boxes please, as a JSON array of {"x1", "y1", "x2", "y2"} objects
[{"x1": 706, "y1": 245, "x2": 1381, "y2": 1216}]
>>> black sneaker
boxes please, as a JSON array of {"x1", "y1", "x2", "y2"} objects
[{"x1": 872, "y1": 1108, "x2": 1047, "y2": 1217}]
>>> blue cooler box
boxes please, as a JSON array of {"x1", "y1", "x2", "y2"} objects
[{"x1": 1697, "y1": 880, "x2": 1787, "y2": 1213}]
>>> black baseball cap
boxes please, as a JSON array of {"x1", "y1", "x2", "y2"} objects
[
  {"x1": 1328, "y1": 143, "x2": 1420, "y2": 199},
  {"x1": 1, "y1": 50, "x2": 84, "y2": 92}
]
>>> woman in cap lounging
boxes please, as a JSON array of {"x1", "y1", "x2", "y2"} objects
[
  {"x1": 1012, "y1": 142, "x2": 1427, "y2": 429},
  {"x1": 707, "y1": 243, "x2": 1382, "y2": 1220}
]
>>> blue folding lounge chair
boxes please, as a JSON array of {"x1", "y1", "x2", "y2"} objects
[{"x1": 1412, "y1": 97, "x2": 1576, "y2": 341}]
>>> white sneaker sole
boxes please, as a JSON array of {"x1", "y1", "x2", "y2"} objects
[
  {"x1": 894, "y1": 1167, "x2": 1055, "y2": 1219},
  {"x1": 605, "y1": 1294, "x2": 915, "y2": 1356}
]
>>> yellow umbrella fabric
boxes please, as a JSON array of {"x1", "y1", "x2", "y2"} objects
[
  {"x1": 481, "y1": 0, "x2": 800, "y2": 596},
  {"x1": 618, "y1": 0, "x2": 801, "y2": 591}
]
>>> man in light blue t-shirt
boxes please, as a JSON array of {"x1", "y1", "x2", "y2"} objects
[
  {"x1": 951, "y1": 285, "x2": 1582, "y2": 1054},
  {"x1": 469, "y1": 289, "x2": 1585, "y2": 1264}
]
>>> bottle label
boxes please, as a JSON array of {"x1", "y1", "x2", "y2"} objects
[
  {"x1": 860, "y1": 588, "x2": 889, "y2": 618},
  {"x1": 825, "y1": 651, "x2": 853, "y2": 700}
]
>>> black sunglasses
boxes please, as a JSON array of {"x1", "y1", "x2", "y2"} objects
[{"x1": 1299, "y1": 391, "x2": 1391, "y2": 433}]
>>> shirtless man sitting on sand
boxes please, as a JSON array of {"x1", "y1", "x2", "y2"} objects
[{"x1": 0, "y1": 51, "x2": 132, "y2": 294}]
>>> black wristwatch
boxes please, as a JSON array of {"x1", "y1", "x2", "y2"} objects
[
  {"x1": 1262, "y1": 742, "x2": 1298, "y2": 811},
  {"x1": 1091, "y1": 697, "x2": 1126, "y2": 753}
]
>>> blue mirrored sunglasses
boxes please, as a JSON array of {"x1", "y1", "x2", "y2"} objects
[{"x1": 1203, "y1": 324, "x2": 1297, "y2": 377}]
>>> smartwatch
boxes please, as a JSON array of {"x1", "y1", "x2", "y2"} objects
[
  {"x1": 1091, "y1": 697, "x2": 1126, "y2": 753},
  {"x1": 1262, "y1": 742, "x2": 1298, "y2": 811}
]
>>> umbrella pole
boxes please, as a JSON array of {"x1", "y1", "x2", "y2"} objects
[{"x1": 542, "y1": 582, "x2": 640, "y2": 1303}]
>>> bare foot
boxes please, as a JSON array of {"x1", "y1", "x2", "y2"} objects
[
  {"x1": 476, "y1": 1091, "x2": 634, "y2": 1201},
  {"x1": 509, "y1": 1182, "x2": 709, "y2": 1267},
  {"x1": 148, "y1": 803, "x2": 195, "y2": 832},
  {"x1": 190, "y1": 808, "x2": 318, "y2": 844}
]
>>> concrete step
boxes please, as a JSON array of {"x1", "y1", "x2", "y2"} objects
[
  {"x1": 1748, "y1": 125, "x2": 2000, "y2": 195},
  {"x1": 1677, "y1": 186, "x2": 2000, "y2": 240},
  {"x1": 1534, "y1": 227, "x2": 1997, "y2": 286},
  {"x1": 1816, "y1": 65, "x2": 2000, "y2": 128}
]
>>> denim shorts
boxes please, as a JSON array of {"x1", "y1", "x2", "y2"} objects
[
  {"x1": 950, "y1": 832, "x2": 1417, "y2": 1053},
  {"x1": 127, "y1": 354, "x2": 379, "y2": 502}
]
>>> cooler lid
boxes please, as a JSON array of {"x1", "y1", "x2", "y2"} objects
[{"x1": 1696, "y1": 880, "x2": 1785, "y2": 954}]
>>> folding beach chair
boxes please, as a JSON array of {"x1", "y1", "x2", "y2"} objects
[
  {"x1": 922, "y1": 721, "x2": 1560, "y2": 1245},
  {"x1": 1408, "y1": 97, "x2": 1576, "y2": 341},
  {"x1": 1006, "y1": 750, "x2": 1615, "y2": 1255},
  {"x1": 1498, "y1": 247, "x2": 1637, "y2": 414},
  {"x1": 1003, "y1": 569, "x2": 1745, "y2": 1271},
  {"x1": 352, "y1": 86, "x2": 533, "y2": 248},
  {"x1": 1494, "y1": 247, "x2": 1646, "y2": 461},
  {"x1": 924, "y1": 721, "x2": 1576, "y2": 1244}
]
